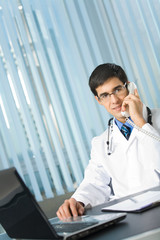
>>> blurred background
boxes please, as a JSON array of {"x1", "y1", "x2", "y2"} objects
[{"x1": 0, "y1": 0, "x2": 159, "y2": 201}]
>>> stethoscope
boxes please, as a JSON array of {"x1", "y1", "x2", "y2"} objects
[{"x1": 106, "y1": 107, "x2": 152, "y2": 155}]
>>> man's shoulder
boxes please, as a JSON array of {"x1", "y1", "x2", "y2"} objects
[
  {"x1": 92, "y1": 129, "x2": 108, "y2": 144},
  {"x1": 151, "y1": 108, "x2": 160, "y2": 121},
  {"x1": 151, "y1": 108, "x2": 160, "y2": 114},
  {"x1": 151, "y1": 108, "x2": 160, "y2": 129}
]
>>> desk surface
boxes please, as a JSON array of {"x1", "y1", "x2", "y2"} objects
[
  {"x1": 83, "y1": 186, "x2": 160, "y2": 240},
  {"x1": 1, "y1": 187, "x2": 160, "y2": 240},
  {"x1": 84, "y1": 201, "x2": 160, "y2": 240}
]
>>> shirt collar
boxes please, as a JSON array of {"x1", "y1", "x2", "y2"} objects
[{"x1": 115, "y1": 117, "x2": 133, "y2": 131}]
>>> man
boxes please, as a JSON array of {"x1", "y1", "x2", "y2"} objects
[{"x1": 57, "y1": 63, "x2": 160, "y2": 220}]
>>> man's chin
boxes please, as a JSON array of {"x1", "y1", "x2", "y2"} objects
[{"x1": 115, "y1": 114, "x2": 126, "y2": 122}]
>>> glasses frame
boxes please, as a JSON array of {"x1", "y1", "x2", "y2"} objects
[{"x1": 97, "y1": 82, "x2": 127, "y2": 103}]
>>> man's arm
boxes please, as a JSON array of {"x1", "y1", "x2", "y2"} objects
[{"x1": 56, "y1": 135, "x2": 111, "y2": 220}]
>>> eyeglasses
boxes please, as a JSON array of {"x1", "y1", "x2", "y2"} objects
[{"x1": 97, "y1": 82, "x2": 127, "y2": 103}]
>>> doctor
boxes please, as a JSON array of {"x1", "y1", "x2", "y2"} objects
[{"x1": 57, "y1": 63, "x2": 160, "y2": 220}]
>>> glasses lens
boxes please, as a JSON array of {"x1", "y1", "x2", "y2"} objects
[{"x1": 98, "y1": 83, "x2": 126, "y2": 102}]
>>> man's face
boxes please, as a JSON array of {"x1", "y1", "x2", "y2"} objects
[{"x1": 95, "y1": 77, "x2": 129, "y2": 122}]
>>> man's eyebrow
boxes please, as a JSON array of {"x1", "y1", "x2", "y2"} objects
[
  {"x1": 99, "y1": 84, "x2": 123, "y2": 97},
  {"x1": 99, "y1": 92, "x2": 108, "y2": 97}
]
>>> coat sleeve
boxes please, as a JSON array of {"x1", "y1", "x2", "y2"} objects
[
  {"x1": 136, "y1": 120, "x2": 160, "y2": 170},
  {"x1": 129, "y1": 108, "x2": 160, "y2": 182},
  {"x1": 71, "y1": 136, "x2": 111, "y2": 207}
]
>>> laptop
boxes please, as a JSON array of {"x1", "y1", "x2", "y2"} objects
[{"x1": 0, "y1": 167, "x2": 126, "y2": 239}]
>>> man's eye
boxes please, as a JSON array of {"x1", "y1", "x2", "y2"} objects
[
  {"x1": 115, "y1": 87, "x2": 122, "y2": 92},
  {"x1": 101, "y1": 93, "x2": 108, "y2": 99}
]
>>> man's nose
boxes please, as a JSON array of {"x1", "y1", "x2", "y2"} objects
[{"x1": 110, "y1": 93, "x2": 119, "y2": 103}]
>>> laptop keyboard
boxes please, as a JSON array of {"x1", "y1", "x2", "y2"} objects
[{"x1": 53, "y1": 221, "x2": 98, "y2": 233}]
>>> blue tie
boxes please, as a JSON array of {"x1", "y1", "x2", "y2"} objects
[{"x1": 121, "y1": 125, "x2": 131, "y2": 140}]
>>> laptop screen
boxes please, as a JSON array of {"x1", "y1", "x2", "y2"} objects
[{"x1": 0, "y1": 168, "x2": 59, "y2": 239}]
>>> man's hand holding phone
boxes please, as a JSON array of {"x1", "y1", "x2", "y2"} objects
[{"x1": 121, "y1": 83, "x2": 146, "y2": 128}]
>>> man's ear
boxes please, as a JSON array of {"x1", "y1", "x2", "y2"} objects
[{"x1": 95, "y1": 96, "x2": 103, "y2": 105}]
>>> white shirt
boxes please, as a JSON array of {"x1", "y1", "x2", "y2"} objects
[{"x1": 72, "y1": 107, "x2": 160, "y2": 207}]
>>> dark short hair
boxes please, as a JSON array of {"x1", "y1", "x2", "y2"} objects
[{"x1": 89, "y1": 63, "x2": 128, "y2": 96}]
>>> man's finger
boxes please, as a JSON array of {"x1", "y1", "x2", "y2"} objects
[
  {"x1": 62, "y1": 200, "x2": 74, "y2": 219},
  {"x1": 56, "y1": 207, "x2": 66, "y2": 220},
  {"x1": 134, "y1": 88, "x2": 139, "y2": 97},
  {"x1": 69, "y1": 199, "x2": 79, "y2": 217},
  {"x1": 77, "y1": 202, "x2": 85, "y2": 215}
]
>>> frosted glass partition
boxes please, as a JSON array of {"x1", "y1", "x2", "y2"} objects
[{"x1": 0, "y1": 0, "x2": 159, "y2": 200}]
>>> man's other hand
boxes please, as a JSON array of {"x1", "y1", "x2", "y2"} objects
[{"x1": 56, "y1": 198, "x2": 85, "y2": 220}]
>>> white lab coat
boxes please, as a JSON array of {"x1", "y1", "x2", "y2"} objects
[{"x1": 72, "y1": 107, "x2": 160, "y2": 207}]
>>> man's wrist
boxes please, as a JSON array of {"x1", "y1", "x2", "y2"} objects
[{"x1": 135, "y1": 118, "x2": 146, "y2": 128}]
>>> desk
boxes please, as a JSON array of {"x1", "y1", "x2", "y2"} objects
[
  {"x1": 0, "y1": 186, "x2": 160, "y2": 240},
  {"x1": 83, "y1": 186, "x2": 160, "y2": 240}
]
